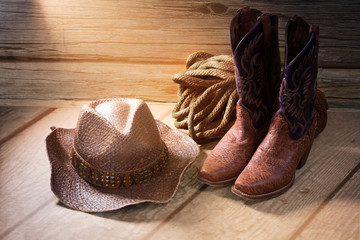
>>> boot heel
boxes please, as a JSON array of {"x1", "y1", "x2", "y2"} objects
[{"x1": 297, "y1": 144, "x2": 313, "y2": 169}]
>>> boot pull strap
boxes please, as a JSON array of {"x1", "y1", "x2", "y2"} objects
[
  {"x1": 309, "y1": 25, "x2": 319, "y2": 34},
  {"x1": 310, "y1": 25, "x2": 319, "y2": 58},
  {"x1": 239, "y1": 6, "x2": 251, "y2": 15},
  {"x1": 258, "y1": 13, "x2": 272, "y2": 49}
]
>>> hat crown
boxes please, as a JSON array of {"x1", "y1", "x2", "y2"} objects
[{"x1": 73, "y1": 99, "x2": 163, "y2": 172}]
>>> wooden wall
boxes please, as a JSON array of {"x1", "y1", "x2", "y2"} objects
[{"x1": 0, "y1": 0, "x2": 359, "y2": 107}]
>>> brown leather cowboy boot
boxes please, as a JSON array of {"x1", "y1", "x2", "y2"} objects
[
  {"x1": 232, "y1": 16, "x2": 321, "y2": 199},
  {"x1": 197, "y1": 7, "x2": 281, "y2": 186}
]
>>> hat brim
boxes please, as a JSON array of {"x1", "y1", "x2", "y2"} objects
[{"x1": 46, "y1": 120, "x2": 199, "y2": 212}]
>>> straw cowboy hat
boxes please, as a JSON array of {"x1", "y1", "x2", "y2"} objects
[{"x1": 46, "y1": 98, "x2": 199, "y2": 212}]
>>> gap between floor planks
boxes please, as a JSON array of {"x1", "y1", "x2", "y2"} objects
[
  {"x1": 0, "y1": 105, "x2": 359, "y2": 239},
  {"x1": 0, "y1": 108, "x2": 56, "y2": 146},
  {"x1": 288, "y1": 162, "x2": 360, "y2": 240},
  {"x1": 144, "y1": 165, "x2": 360, "y2": 240}
]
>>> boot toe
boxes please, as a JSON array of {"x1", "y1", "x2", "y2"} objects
[
  {"x1": 197, "y1": 156, "x2": 239, "y2": 186},
  {"x1": 232, "y1": 171, "x2": 294, "y2": 200},
  {"x1": 197, "y1": 165, "x2": 238, "y2": 186},
  {"x1": 232, "y1": 174, "x2": 268, "y2": 198}
]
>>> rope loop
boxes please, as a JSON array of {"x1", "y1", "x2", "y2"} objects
[
  {"x1": 172, "y1": 52, "x2": 328, "y2": 144},
  {"x1": 172, "y1": 52, "x2": 238, "y2": 144}
]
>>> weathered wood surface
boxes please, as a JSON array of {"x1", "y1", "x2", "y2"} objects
[
  {"x1": 0, "y1": 62, "x2": 181, "y2": 104},
  {"x1": 0, "y1": 104, "x2": 359, "y2": 240},
  {"x1": 0, "y1": 108, "x2": 80, "y2": 237},
  {"x1": 0, "y1": 106, "x2": 52, "y2": 144},
  {"x1": 0, "y1": 0, "x2": 359, "y2": 106},
  {"x1": 0, "y1": 62, "x2": 359, "y2": 106},
  {"x1": 297, "y1": 170, "x2": 360, "y2": 240}
]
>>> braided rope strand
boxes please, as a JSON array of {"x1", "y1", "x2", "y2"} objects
[{"x1": 172, "y1": 52, "x2": 238, "y2": 144}]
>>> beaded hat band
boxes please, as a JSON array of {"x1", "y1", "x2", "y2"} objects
[{"x1": 70, "y1": 143, "x2": 169, "y2": 189}]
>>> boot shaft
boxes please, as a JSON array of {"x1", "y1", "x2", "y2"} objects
[
  {"x1": 230, "y1": 7, "x2": 281, "y2": 129},
  {"x1": 279, "y1": 16, "x2": 319, "y2": 140}
]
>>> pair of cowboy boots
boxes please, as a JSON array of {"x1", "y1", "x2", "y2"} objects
[{"x1": 197, "y1": 7, "x2": 328, "y2": 200}]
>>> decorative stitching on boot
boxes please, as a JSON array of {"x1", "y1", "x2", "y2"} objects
[
  {"x1": 279, "y1": 38, "x2": 317, "y2": 140},
  {"x1": 235, "y1": 30, "x2": 269, "y2": 129}
]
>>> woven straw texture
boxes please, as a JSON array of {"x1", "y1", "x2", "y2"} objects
[
  {"x1": 74, "y1": 99, "x2": 164, "y2": 172},
  {"x1": 46, "y1": 98, "x2": 199, "y2": 212}
]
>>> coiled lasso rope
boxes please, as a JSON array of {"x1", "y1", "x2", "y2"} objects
[
  {"x1": 172, "y1": 51, "x2": 329, "y2": 144},
  {"x1": 172, "y1": 52, "x2": 238, "y2": 144}
]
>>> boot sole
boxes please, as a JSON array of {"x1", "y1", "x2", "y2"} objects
[
  {"x1": 231, "y1": 175, "x2": 295, "y2": 200},
  {"x1": 197, "y1": 174, "x2": 237, "y2": 187}
]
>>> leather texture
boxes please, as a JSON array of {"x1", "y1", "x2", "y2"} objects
[
  {"x1": 232, "y1": 114, "x2": 315, "y2": 199},
  {"x1": 197, "y1": 104, "x2": 268, "y2": 185},
  {"x1": 197, "y1": 7, "x2": 281, "y2": 186},
  {"x1": 232, "y1": 15, "x2": 321, "y2": 199}
]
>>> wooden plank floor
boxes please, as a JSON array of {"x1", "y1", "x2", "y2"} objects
[{"x1": 0, "y1": 104, "x2": 359, "y2": 240}]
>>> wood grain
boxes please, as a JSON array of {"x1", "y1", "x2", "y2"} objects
[
  {"x1": 0, "y1": 0, "x2": 359, "y2": 106},
  {"x1": 0, "y1": 62, "x2": 358, "y2": 106},
  {"x1": 0, "y1": 62, "x2": 182, "y2": 104},
  {"x1": 0, "y1": 107, "x2": 50, "y2": 144},
  {"x1": 296, "y1": 169, "x2": 360, "y2": 240},
  {"x1": 0, "y1": 107, "x2": 80, "y2": 236},
  {"x1": 0, "y1": 0, "x2": 358, "y2": 67},
  {"x1": 146, "y1": 109, "x2": 360, "y2": 240}
]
